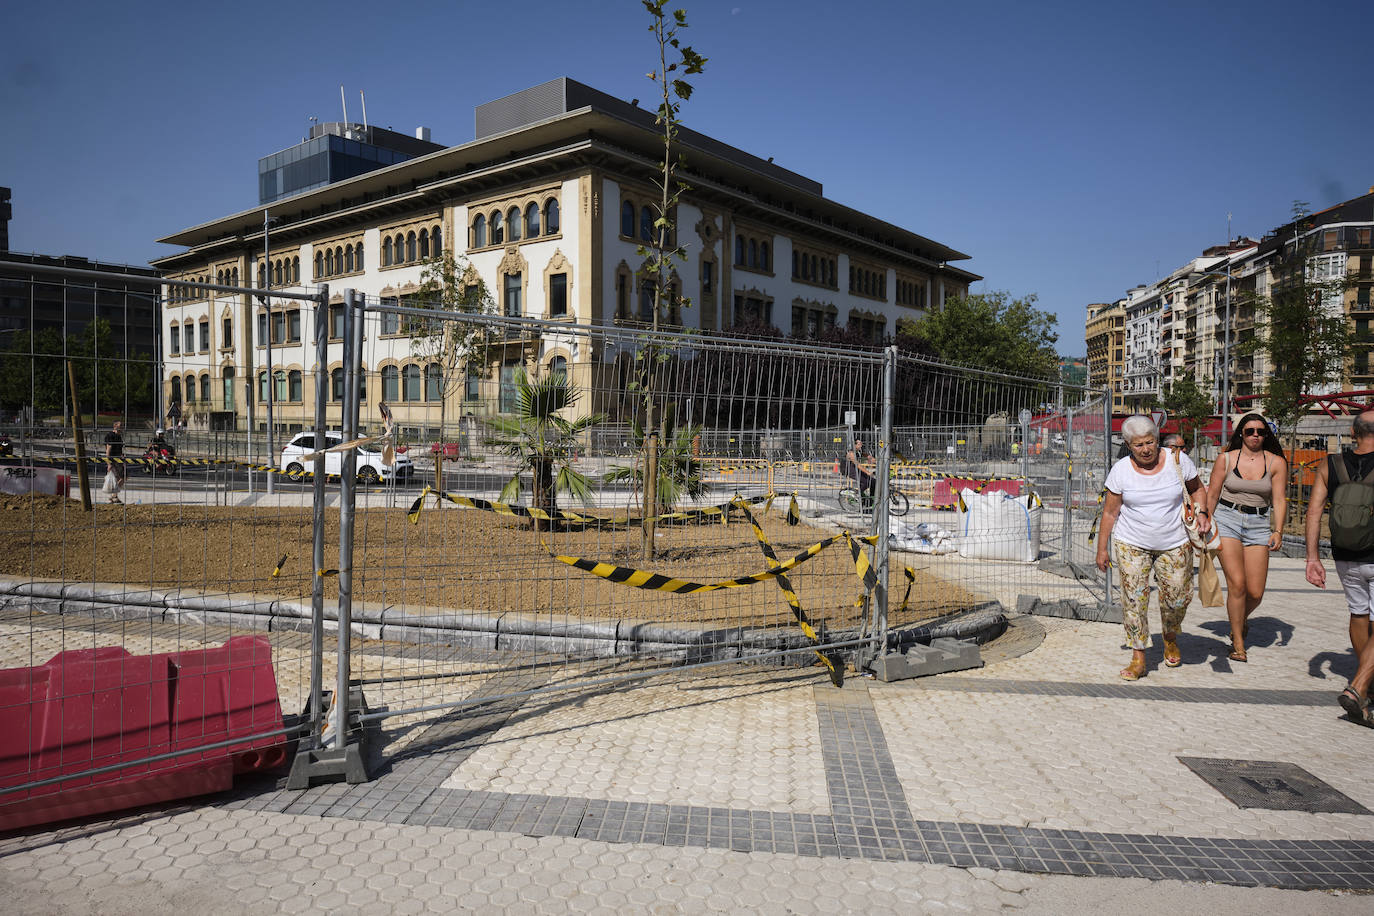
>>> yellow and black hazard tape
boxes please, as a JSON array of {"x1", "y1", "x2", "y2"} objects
[
  {"x1": 272, "y1": 554, "x2": 288, "y2": 578},
  {"x1": 51, "y1": 453, "x2": 355, "y2": 481},
  {"x1": 730, "y1": 497, "x2": 842, "y2": 686},
  {"x1": 543, "y1": 529, "x2": 845, "y2": 594},
  {"x1": 405, "y1": 485, "x2": 778, "y2": 529}
]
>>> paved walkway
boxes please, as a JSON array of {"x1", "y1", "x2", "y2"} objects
[{"x1": 2, "y1": 555, "x2": 1372, "y2": 913}]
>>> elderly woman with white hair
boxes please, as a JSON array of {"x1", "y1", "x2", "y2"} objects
[{"x1": 1095, "y1": 414, "x2": 1211, "y2": 680}]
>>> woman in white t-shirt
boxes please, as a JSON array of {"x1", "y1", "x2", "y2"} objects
[{"x1": 1095, "y1": 415, "x2": 1211, "y2": 680}]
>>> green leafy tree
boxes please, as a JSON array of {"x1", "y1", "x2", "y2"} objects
[
  {"x1": 898, "y1": 291, "x2": 1060, "y2": 379},
  {"x1": 1160, "y1": 372, "x2": 1215, "y2": 443},
  {"x1": 1242, "y1": 202, "x2": 1352, "y2": 434},
  {"x1": 637, "y1": 0, "x2": 707, "y2": 558},
  {"x1": 484, "y1": 369, "x2": 605, "y2": 529},
  {"x1": 0, "y1": 320, "x2": 151, "y2": 419},
  {"x1": 604, "y1": 404, "x2": 705, "y2": 514},
  {"x1": 411, "y1": 253, "x2": 497, "y2": 487}
]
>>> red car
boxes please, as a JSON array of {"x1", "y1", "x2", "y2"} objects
[{"x1": 430, "y1": 442, "x2": 460, "y2": 462}]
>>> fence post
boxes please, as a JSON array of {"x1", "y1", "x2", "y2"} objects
[
  {"x1": 1101, "y1": 390, "x2": 1113, "y2": 612},
  {"x1": 867, "y1": 346, "x2": 896, "y2": 663},
  {"x1": 1061, "y1": 405, "x2": 1074, "y2": 563},
  {"x1": 308, "y1": 286, "x2": 329, "y2": 747}
]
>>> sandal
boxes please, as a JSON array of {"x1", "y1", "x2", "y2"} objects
[
  {"x1": 1228, "y1": 646, "x2": 1247, "y2": 663},
  {"x1": 1163, "y1": 636, "x2": 1181, "y2": 668},
  {"x1": 1338, "y1": 687, "x2": 1373, "y2": 726},
  {"x1": 1119, "y1": 658, "x2": 1147, "y2": 681}
]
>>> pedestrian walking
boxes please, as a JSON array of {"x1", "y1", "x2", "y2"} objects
[
  {"x1": 846, "y1": 438, "x2": 875, "y2": 505},
  {"x1": 102, "y1": 420, "x2": 125, "y2": 504},
  {"x1": 1206, "y1": 413, "x2": 1287, "y2": 662},
  {"x1": 1305, "y1": 409, "x2": 1374, "y2": 726},
  {"x1": 1096, "y1": 415, "x2": 1211, "y2": 680}
]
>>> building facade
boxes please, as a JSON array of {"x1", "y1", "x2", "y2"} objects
[
  {"x1": 152, "y1": 78, "x2": 979, "y2": 438},
  {"x1": 1084, "y1": 300, "x2": 1125, "y2": 412}
]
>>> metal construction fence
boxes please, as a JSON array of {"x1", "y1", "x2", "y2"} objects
[{"x1": 0, "y1": 263, "x2": 1114, "y2": 813}]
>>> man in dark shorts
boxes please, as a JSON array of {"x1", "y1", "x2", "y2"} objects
[
  {"x1": 103, "y1": 420, "x2": 125, "y2": 504},
  {"x1": 1305, "y1": 409, "x2": 1374, "y2": 727},
  {"x1": 847, "y1": 437, "x2": 875, "y2": 505}
]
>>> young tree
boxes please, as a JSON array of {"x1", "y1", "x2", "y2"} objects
[
  {"x1": 1245, "y1": 202, "x2": 1352, "y2": 434},
  {"x1": 1160, "y1": 372, "x2": 1215, "y2": 444},
  {"x1": 411, "y1": 252, "x2": 496, "y2": 489},
  {"x1": 637, "y1": 0, "x2": 707, "y2": 558}
]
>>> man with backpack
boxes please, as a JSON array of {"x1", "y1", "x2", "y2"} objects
[{"x1": 1305, "y1": 409, "x2": 1374, "y2": 727}]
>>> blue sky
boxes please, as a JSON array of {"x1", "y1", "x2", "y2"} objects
[{"x1": 3, "y1": 0, "x2": 1372, "y2": 355}]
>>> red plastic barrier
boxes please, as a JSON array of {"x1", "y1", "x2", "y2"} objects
[
  {"x1": 0, "y1": 635, "x2": 286, "y2": 831},
  {"x1": 932, "y1": 477, "x2": 1022, "y2": 509}
]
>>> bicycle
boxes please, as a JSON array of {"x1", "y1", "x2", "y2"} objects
[{"x1": 837, "y1": 485, "x2": 909, "y2": 517}]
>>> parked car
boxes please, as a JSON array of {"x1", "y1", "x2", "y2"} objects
[
  {"x1": 430, "y1": 441, "x2": 461, "y2": 462},
  {"x1": 279, "y1": 431, "x2": 413, "y2": 483}
]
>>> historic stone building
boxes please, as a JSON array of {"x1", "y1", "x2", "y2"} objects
[{"x1": 152, "y1": 78, "x2": 979, "y2": 437}]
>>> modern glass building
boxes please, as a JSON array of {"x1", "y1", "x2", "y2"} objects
[{"x1": 258, "y1": 123, "x2": 444, "y2": 205}]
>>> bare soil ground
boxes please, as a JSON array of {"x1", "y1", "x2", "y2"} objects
[{"x1": 0, "y1": 494, "x2": 984, "y2": 632}]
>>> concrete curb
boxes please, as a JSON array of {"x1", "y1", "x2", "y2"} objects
[{"x1": 0, "y1": 576, "x2": 1008, "y2": 667}]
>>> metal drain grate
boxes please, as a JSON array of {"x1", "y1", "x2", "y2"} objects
[{"x1": 1178, "y1": 757, "x2": 1372, "y2": 815}]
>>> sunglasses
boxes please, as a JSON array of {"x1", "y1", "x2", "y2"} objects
[{"x1": 1242, "y1": 427, "x2": 1266, "y2": 436}]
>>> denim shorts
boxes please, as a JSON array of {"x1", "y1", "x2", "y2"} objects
[{"x1": 1214, "y1": 502, "x2": 1271, "y2": 547}]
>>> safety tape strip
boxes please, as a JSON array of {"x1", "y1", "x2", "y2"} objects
[
  {"x1": 405, "y1": 485, "x2": 776, "y2": 529},
  {"x1": 49, "y1": 454, "x2": 352, "y2": 480},
  {"x1": 786, "y1": 494, "x2": 801, "y2": 527},
  {"x1": 272, "y1": 554, "x2": 288, "y2": 578},
  {"x1": 730, "y1": 498, "x2": 841, "y2": 684},
  {"x1": 544, "y1": 530, "x2": 843, "y2": 594}
]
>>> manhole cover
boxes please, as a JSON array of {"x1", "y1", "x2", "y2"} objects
[{"x1": 1178, "y1": 757, "x2": 1371, "y2": 815}]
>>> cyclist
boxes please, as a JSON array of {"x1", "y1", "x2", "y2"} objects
[{"x1": 847, "y1": 437, "x2": 876, "y2": 506}]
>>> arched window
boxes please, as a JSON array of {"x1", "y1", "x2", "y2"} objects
[
  {"x1": 472, "y1": 214, "x2": 486, "y2": 248},
  {"x1": 640, "y1": 205, "x2": 652, "y2": 242},
  {"x1": 507, "y1": 206, "x2": 522, "y2": 242},
  {"x1": 621, "y1": 201, "x2": 634, "y2": 237},
  {"x1": 425, "y1": 363, "x2": 442, "y2": 400},
  {"x1": 259, "y1": 263, "x2": 267, "y2": 287},
  {"x1": 316, "y1": 251, "x2": 325, "y2": 275},
  {"x1": 418, "y1": 228, "x2": 429, "y2": 259},
  {"x1": 792, "y1": 251, "x2": 799, "y2": 278},
  {"x1": 549, "y1": 355, "x2": 567, "y2": 379},
  {"x1": 392, "y1": 235, "x2": 404, "y2": 265},
  {"x1": 351, "y1": 248, "x2": 360, "y2": 272},
  {"x1": 169, "y1": 322, "x2": 180, "y2": 355},
  {"x1": 761, "y1": 242, "x2": 770, "y2": 271},
  {"x1": 749, "y1": 239, "x2": 758, "y2": 268},
  {"x1": 185, "y1": 374, "x2": 196, "y2": 403},
  {"x1": 810, "y1": 255, "x2": 818, "y2": 282},
  {"x1": 545, "y1": 198, "x2": 559, "y2": 234},
  {"x1": 525, "y1": 202, "x2": 540, "y2": 237},
  {"x1": 289, "y1": 261, "x2": 297, "y2": 283},
  {"x1": 288, "y1": 369, "x2": 302, "y2": 402},
  {"x1": 170, "y1": 377, "x2": 181, "y2": 406},
  {"x1": 344, "y1": 245, "x2": 354, "y2": 273},
  {"x1": 402, "y1": 364, "x2": 421, "y2": 401},
  {"x1": 432, "y1": 226, "x2": 442, "y2": 253},
  {"x1": 200, "y1": 374, "x2": 211, "y2": 403},
  {"x1": 335, "y1": 246, "x2": 343, "y2": 273},
  {"x1": 735, "y1": 237, "x2": 745, "y2": 266},
  {"x1": 490, "y1": 210, "x2": 503, "y2": 245},
  {"x1": 222, "y1": 368, "x2": 235, "y2": 411},
  {"x1": 381, "y1": 365, "x2": 399, "y2": 401},
  {"x1": 258, "y1": 371, "x2": 268, "y2": 403},
  {"x1": 331, "y1": 367, "x2": 344, "y2": 401},
  {"x1": 405, "y1": 232, "x2": 416, "y2": 263},
  {"x1": 273, "y1": 370, "x2": 287, "y2": 402},
  {"x1": 273, "y1": 262, "x2": 282, "y2": 285},
  {"x1": 324, "y1": 249, "x2": 334, "y2": 277},
  {"x1": 216, "y1": 270, "x2": 224, "y2": 286}
]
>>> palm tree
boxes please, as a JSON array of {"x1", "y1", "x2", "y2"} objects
[
  {"x1": 603, "y1": 404, "x2": 706, "y2": 516},
  {"x1": 485, "y1": 369, "x2": 604, "y2": 528}
]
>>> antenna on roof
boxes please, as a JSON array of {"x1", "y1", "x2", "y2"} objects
[
  {"x1": 360, "y1": 90, "x2": 368, "y2": 131},
  {"x1": 340, "y1": 85, "x2": 349, "y2": 125}
]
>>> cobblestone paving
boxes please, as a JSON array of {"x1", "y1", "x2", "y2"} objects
[{"x1": 2, "y1": 556, "x2": 1373, "y2": 912}]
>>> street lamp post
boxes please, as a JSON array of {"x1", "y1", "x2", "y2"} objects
[
  {"x1": 258, "y1": 211, "x2": 276, "y2": 495},
  {"x1": 1195, "y1": 265, "x2": 1234, "y2": 443}
]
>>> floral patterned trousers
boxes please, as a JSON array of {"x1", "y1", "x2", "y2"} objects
[{"x1": 1113, "y1": 540, "x2": 1193, "y2": 650}]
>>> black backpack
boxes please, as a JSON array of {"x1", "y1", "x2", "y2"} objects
[{"x1": 1330, "y1": 454, "x2": 1374, "y2": 553}]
